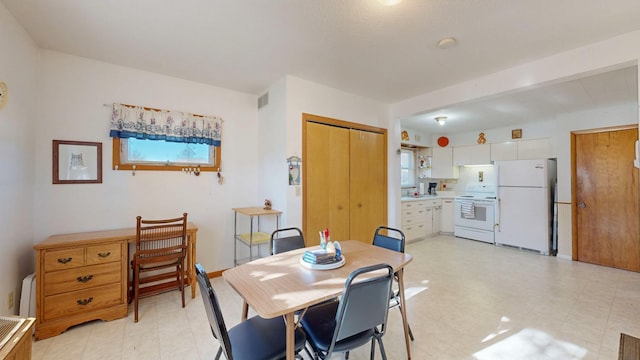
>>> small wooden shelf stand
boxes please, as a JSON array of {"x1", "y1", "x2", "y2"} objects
[{"x1": 233, "y1": 207, "x2": 281, "y2": 266}]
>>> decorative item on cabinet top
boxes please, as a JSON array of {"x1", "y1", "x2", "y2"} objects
[
  {"x1": 437, "y1": 136, "x2": 449, "y2": 147},
  {"x1": 512, "y1": 128, "x2": 522, "y2": 139},
  {"x1": 401, "y1": 130, "x2": 409, "y2": 142}
]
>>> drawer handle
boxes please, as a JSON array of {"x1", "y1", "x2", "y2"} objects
[
  {"x1": 76, "y1": 275, "x2": 94, "y2": 283},
  {"x1": 77, "y1": 297, "x2": 93, "y2": 306},
  {"x1": 97, "y1": 252, "x2": 111, "y2": 258},
  {"x1": 57, "y1": 257, "x2": 72, "y2": 264}
]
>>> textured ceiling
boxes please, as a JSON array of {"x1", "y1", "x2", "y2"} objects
[{"x1": 3, "y1": 0, "x2": 640, "y2": 133}]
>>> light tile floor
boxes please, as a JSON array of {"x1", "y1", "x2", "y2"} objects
[{"x1": 32, "y1": 235, "x2": 640, "y2": 359}]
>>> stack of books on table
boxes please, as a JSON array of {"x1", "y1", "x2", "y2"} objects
[{"x1": 302, "y1": 249, "x2": 337, "y2": 264}]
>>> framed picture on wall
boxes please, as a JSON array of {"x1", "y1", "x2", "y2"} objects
[{"x1": 53, "y1": 140, "x2": 102, "y2": 184}]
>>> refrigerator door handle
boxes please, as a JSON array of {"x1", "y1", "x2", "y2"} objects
[{"x1": 495, "y1": 198, "x2": 501, "y2": 231}]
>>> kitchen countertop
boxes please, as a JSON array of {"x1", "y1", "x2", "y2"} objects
[{"x1": 401, "y1": 192, "x2": 456, "y2": 201}]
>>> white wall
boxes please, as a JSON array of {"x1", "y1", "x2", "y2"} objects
[
  {"x1": 34, "y1": 50, "x2": 259, "y2": 272},
  {"x1": 280, "y1": 76, "x2": 398, "y2": 230},
  {"x1": 0, "y1": 3, "x2": 39, "y2": 315}
]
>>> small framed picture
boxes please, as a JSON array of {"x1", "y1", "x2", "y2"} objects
[{"x1": 512, "y1": 129, "x2": 522, "y2": 139}]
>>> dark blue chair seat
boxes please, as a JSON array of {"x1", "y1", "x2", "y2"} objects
[
  {"x1": 195, "y1": 263, "x2": 306, "y2": 360},
  {"x1": 300, "y1": 263, "x2": 394, "y2": 360}
]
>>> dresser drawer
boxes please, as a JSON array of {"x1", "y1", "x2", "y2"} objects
[
  {"x1": 401, "y1": 201, "x2": 427, "y2": 211},
  {"x1": 43, "y1": 283, "x2": 123, "y2": 321},
  {"x1": 86, "y1": 242, "x2": 121, "y2": 265},
  {"x1": 402, "y1": 222, "x2": 427, "y2": 240},
  {"x1": 44, "y1": 248, "x2": 85, "y2": 272},
  {"x1": 44, "y1": 262, "x2": 122, "y2": 296}
]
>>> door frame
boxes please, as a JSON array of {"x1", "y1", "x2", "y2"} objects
[
  {"x1": 302, "y1": 113, "x2": 388, "y2": 241},
  {"x1": 570, "y1": 124, "x2": 639, "y2": 260}
]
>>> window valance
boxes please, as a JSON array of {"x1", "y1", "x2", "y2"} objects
[{"x1": 109, "y1": 103, "x2": 222, "y2": 146}]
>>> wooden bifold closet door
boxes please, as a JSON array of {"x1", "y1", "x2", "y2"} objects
[{"x1": 303, "y1": 114, "x2": 387, "y2": 245}]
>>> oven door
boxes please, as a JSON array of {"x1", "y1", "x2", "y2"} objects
[{"x1": 454, "y1": 199, "x2": 495, "y2": 231}]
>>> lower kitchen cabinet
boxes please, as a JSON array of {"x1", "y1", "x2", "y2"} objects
[
  {"x1": 401, "y1": 199, "x2": 443, "y2": 241},
  {"x1": 440, "y1": 198, "x2": 455, "y2": 233},
  {"x1": 401, "y1": 200, "x2": 428, "y2": 241}
]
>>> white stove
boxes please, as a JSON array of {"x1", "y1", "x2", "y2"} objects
[{"x1": 454, "y1": 184, "x2": 497, "y2": 243}]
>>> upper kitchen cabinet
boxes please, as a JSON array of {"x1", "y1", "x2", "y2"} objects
[
  {"x1": 453, "y1": 144, "x2": 491, "y2": 165},
  {"x1": 490, "y1": 139, "x2": 550, "y2": 161},
  {"x1": 490, "y1": 142, "x2": 518, "y2": 161},
  {"x1": 431, "y1": 147, "x2": 459, "y2": 179},
  {"x1": 517, "y1": 138, "x2": 550, "y2": 159}
]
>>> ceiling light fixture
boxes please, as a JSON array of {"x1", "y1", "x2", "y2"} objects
[
  {"x1": 378, "y1": 0, "x2": 402, "y2": 5},
  {"x1": 435, "y1": 116, "x2": 447, "y2": 125},
  {"x1": 437, "y1": 37, "x2": 457, "y2": 49}
]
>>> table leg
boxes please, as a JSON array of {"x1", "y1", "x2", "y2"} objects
[
  {"x1": 397, "y1": 268, "x2": 412, "y2": 359},
  {"x1": 189, "y1": 232, "x2": 197, "y2": 299},
  {"x1": 285, "y1": 312, "x2": 295, "y2": 360},
  {"x1": 241, "y1": 301, "x2": 249, "y2": 321}
]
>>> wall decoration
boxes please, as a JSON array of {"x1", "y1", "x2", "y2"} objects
[
  {"x1": 53, "y1": 140, "x2": 102, "y2": 184},
  {"x1": 512, "y1": 129, "x2": 522, "y2": 139},
  {"x1": 0, "y1": 82, "x2": 8, "y2": 109},
  {"x1": 401, "y1": 130, "x2": 409, "y2": 142},
  {"x1": 437, "y1": 136, "x2": 449, "y2": 147},
  {"x1": 287, "y1": 156, "x2": 301, "y2": 185}
]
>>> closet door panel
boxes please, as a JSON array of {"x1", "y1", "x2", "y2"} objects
[
  {"x1": 349, "y1": 129, "x2": 386, "y2": 243},
  {"x1": 305, "y1": 122, "x2": 350, "y2": 245}
]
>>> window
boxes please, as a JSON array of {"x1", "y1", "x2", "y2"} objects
[
  {"x1": 113, "y1": 138, "x2": 220, "y2": 172},
  {"x1": 109, "y1": 103, "x2": 222, "y2": 173},
  {"x1": 400, "y1": 148, "x2": 415, "y2": 187}
]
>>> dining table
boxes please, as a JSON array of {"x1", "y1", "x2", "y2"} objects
[{"x1": 222, "y1": 240, "x2": 414, "y2": 360}]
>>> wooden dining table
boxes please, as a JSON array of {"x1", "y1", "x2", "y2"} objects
[{"x1": 222, "y1": 240, "x2": 414, "y2": 360}]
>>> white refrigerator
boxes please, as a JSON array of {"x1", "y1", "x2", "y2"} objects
[{"x1": 495, "y1": 159, "x2": 557, "y2": 255}]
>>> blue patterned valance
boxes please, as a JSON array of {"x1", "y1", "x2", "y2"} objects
[{"x1": 109, "y1": 103, "x2": 222, "y2": 146}]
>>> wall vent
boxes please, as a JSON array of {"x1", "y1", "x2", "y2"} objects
[{"x1": 258, "y1": 92, "x2": 269, "y2": 109}]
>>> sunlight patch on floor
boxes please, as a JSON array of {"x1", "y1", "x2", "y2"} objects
[
  {"x1": 474, "y1": 328, "x2": 588, "y2": 360},
  {"x1": 402, "y1": 286, "x2": 427, "y2": 300}
]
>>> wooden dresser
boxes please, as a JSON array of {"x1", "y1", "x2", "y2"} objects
[
  {"x1": 34, "y1": 224, "x2": 198, "y2": 340},
  {"x1": 33, "y1": 233, "x2": 128, "y2": 340}
]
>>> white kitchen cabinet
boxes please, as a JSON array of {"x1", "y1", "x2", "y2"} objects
[
  {"x1": 432, "y1": 205, "x2": 441, "y2": 234},
  {"x1": 490, "y1": 142, "x2": 518, "y2": 161},
  {"x1": 401, "y1": 200, "x2": 429, "y2": 241},
  {"x1": 424, "y1": 199, "x2": 441, "y2": 236},
  {"x1": 440, "y1": 198, "x2": 455, "y2": 233},
  {"x1": 431, "y1": 147, "x2": 459, "y2": 179},
  {"x1": 491, "y1": 139, "x2": 550, "y2": 161},
  {"x1": 424, "y1": 207, "x2": 434, "y2": 235},
  {"x1": 454, "y1": 145, "x2": 491, "y2": 165},
  {"x1": 517, "y1": 138, "x2": 550, "y2": 159}
]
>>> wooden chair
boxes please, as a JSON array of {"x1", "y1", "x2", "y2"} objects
[
  {"x1": 195, "y1": 263, "x2": 307, "y2": 359},
  {"x1": 132, "y1": 213, "x2": 188, "y2": 322},
  {"x1": 372, "y1": 225, "x2": 414, "y2": 341}
]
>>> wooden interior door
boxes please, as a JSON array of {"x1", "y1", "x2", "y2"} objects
[
  {"x1": 304, "y1": 122, "x2": 350, "y2": 245},
  {"x1": 574, "y1": 127, "x2": 640, "y2": 271},
  {"x1": 349, "y1": 129, "x2": 386, "y2": 243}
]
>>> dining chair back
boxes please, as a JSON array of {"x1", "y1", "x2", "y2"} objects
[
  {"x1": 372, "y1": 226, "x2": 405, "y2": 253},
  {"x1": 372, "y1": 225, "x2": 414, "y2": 341},
  {"x1": 132, "y1": 212, "x2": 188, "y2": 322},
  {"x1": 301, "y1": 263, "x2": 394, "y2": 360},
  {"x1": 195, "y1": 263, "x2": 307, "y2": 360},
  {"x1": 270, "y1": 227, "x2": 305, "y2": 255}
]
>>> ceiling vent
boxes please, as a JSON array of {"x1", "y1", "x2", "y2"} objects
[{"x1": 258, "y1": 92, "x2": 269, "y2": 109}]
